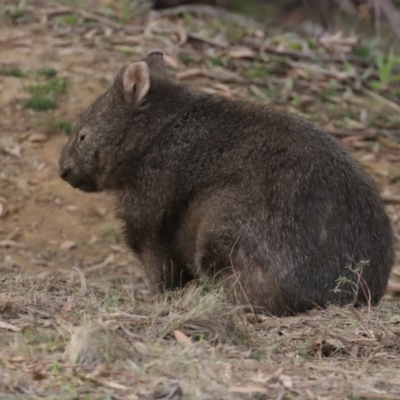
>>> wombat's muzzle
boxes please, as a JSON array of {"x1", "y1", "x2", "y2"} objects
[{"x1": 58, "y1": 163, "x2": 98, "y2": 193}]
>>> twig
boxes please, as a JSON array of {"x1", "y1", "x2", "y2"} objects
[
  {"x1": 187, "y1": 32, "x2": 228, "y2": 48},
  {"x1": 42, "y1": 7, "x2": 143, "y2": 35},
  {"x1": 380, "y1": 194, "x2": 400, "y2": 204},
  {"x1": 361, "y1": 87, "x2": 400, "y2": 113},
  {"x1": 329, "y1": 130, "x2": 378, "y2": 140},
  {"x1": 367, "y1": 0, "x2": 400, "y2": 41},
  {"x1": 176, "y1": 67, "x2": 282, "y2": 87},
  {"x1": 150, "y1": 4, "x2": 262, "y2": 30},
  {"x1": 348, "y1": 306, "x2": 375, "y2": 339},
  {"x1": 243, "y1": 38, "x2": 372, "y2": 68}
]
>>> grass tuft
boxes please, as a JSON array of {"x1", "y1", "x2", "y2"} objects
[
  {"x1": 26, "y1": 96, "x2": 57, "y2": 111},
  {"x1": 54, "y1": 120, "x2": 73, "y2": 135},
  {"x1": 1, "y1": 68, "x2": 25, "y2": 77},
  {"x1": 25, "y1": 76, "x2": 67, "y2": 111}
]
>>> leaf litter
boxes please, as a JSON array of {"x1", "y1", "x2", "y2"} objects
[{"x1": 0, "y1": 0, "x2": 400, "y2": 399}]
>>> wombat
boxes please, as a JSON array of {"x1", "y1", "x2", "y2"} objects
[{"x1": 58, "y1": 51, "x2": 394, "y2": 316}]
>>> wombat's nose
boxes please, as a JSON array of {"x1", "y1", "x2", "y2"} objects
[{"x1": 58, "y1": 166, "x2": 70, "y2": 181}]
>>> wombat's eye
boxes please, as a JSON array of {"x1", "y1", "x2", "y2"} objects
[{"x1": 79, "y1": 133, "x2": 86, "y2": 142}]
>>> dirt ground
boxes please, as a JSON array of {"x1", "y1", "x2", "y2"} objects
[{"x1": 1, "y1": 1, "x2": 400, "y2": 399}]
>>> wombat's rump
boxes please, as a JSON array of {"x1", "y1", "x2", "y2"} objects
[{"x1": 58, "y1": 51, "x2": 394, "y2": 315}]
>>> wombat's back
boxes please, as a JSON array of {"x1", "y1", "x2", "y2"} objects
[{"x1": 174, "y1": 96, "x2": 394, "y2": 314}]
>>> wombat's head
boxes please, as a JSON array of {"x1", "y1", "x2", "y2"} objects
[{"x1": 58, "y1": 51, "x2": 167, "y2": 192}]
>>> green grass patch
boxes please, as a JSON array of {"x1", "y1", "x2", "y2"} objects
[
  {"x1": 244, "y1": 66, "x2": 269, "y2": 79},
  {"x1": 36, "y1": 67, "x2": 57, "y2": 78},
  {"x1": 25, "y1": 76, "x2": 67, "y2": 111},
  {"x1": 54, "y1": 120, "x2": 73, "y2": 135},
  {"x1": 1, "y1": 68, "x2": 25, "y2": 77},
  {"x1": 27, "y1": 77, "x2": 67, "y2": 97},
  {"x1": 26, "y1": 96, "x2": 57, "y2": 111},
  {"x1": 61, "y1": 15, "x2": 81, "y2": 26}
]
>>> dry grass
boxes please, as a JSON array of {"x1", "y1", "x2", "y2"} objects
[{"x1": 0, "y1": 274, "x2": 399, "y2": 399}]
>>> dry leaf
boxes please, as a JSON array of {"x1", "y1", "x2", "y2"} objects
[
  {"x1": 176, "y1": 68, "x2": 202, "y2": 80},
  {"x1": 84, "y1": 28, "x2": 98, "y2": 40},
  {"x1": 94, "y1": 379, "x2": 129, "y2": 390},
  {"x1": 229, "y1": 47, "x2": 256, "y2": 59},
  {"x1": 279, "y1": 374, "x2": 293, "y2": 388},
  {"x1": 229, "y1": 385, "x2": 268, "y2": 394},
  {"x1": 5, "y1": 145, "x2": 21, "y2": 157},
  {"x1": 163, "y1": 53, "x2": 182, "y2": 69},
  {"x1": 153, "y1": 382, "x2": 182, "y2": 399},
  {"x1": 174, "y1": 330, "x2": 193, "y2": 347},
  {"x1": 61, "y1": 301, "x2": 75, "y2": 313},
  {"x1": 392, "y1": 266, "x2": 400, "y2": 277},
  {"x1": 60, "y1": 240, "x2": 76, "y2": 251},
  {"x1": 73, "y1": 267, "x2": 87, "y2": 296},
  {"x1": 0, "y1": 240, "x2": 25, "y2": 248},
  {"x1": 175, "y1": 25, "x2": 188, "y2": 46},
  {"x1": 28, "y1": 133, "x2": 48, "y2": 143},
  {"x1": 9, "y1": 355, "x2": 27, "y2": 362},
  {"x1": 114, "y1": 45, "x2": 137, "y2": 55},
  {"x1": 387, "y1": 281, "x2": 400, "y2": 293},
  {"x1": 0, "y1": 320, "x2": 21, "y2": 332}
]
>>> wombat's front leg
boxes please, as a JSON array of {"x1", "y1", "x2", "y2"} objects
[
  {"x1": 123, "y1": 227, "x2": 193, "y2": 294},
  {"x1": 137, "y1": 246, "x2": 190, "y2": 294}
]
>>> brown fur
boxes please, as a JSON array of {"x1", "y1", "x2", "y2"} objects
[{"x1": 58, "y1": 51, "x2": 394, "y2": 316}]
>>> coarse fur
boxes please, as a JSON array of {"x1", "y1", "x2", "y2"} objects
[{"x1": 58, "y1": 51, "x2": 394, "y2": 316}]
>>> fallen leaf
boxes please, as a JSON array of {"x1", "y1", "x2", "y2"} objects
[
  {"x1": 9, "y1": 355, "x2": 27, "y2": 362},
  {"x1": 175, "y1": 24, "x2": 188, "y2": 46},
  {"x1": 97, "y1": 379, "x2": 129, "y2": 390},
  {"x1": 0, "y1": 320, "x2": 21, "y2": 332},
  {"x1": 229, "y1": 47, "x2": 256, "y2": 59},
  {"x1": 163, "y1": 53, "x2": 182, "y2": 69},
  {"x1": 387, "y1": 281, "x2": 400, "y2": 293},
  {"x1": 114, "y1": 45, "x2": 137, "y2": 55},
  {"x1": 28, "y1": 133, "x2": 48, "y2": 143},
  {"x1": 176, "y1": 68, "x2": 202, "y2": 80},
  {"x1": 153, "y1": 382, "x2": 182, "y2": 399},
  {"x1": 174, "y1": 330, "x2": 193, "y2": 347},
  {"x1": 73, "y1": 267, "x2": 87, "y2": 296},
  {"x1": 32, "y1": 371, "x2": 47, "y2": 381},
  {"x1": 84, "y1": 28, "x2": 98, "y2": 40},
  {"x1": 229, "y1": 385, "x2": 268, "y2": 394},
  {"x1": 60, "y1": 240, "x2": 76, "y2": 251},
  {"x1": 279, "y1": 374, "x2": 293, "y2": 388},
  {"x1": 0, "y1": 240, "x2": 26, "y2": 248},
  {"x1": 5, "y1": 144, "x2": 21, "y2": 157},
  {"x1": 60, "y1": 301, "x2": 75, "y2": 313},
  {"x1": 392, "y1": 266, "x2": 400, "y2": 277}
]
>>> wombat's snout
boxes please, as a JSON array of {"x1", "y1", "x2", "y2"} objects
[
  {"x1": 58, "y1": 155, "x2": 76, "y2": 186},
  {"x1": 58, "y1": 165, "x2": 70, "y2": 181},
  {"x1": 58, "y1": 156, "x2": 98, "y2": 193},
  {"x1": 58, "y1": 155, "x2": 73, "y2": 182}
]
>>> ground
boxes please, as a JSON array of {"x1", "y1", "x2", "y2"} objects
[{"x1": 0, "y1": 1, "x2": 400, "y2": 399}]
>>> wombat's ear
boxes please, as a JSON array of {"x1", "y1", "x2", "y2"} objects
[
  {"x1": 145, "y1": 51, "x2": 166, "y2": 74},
  {"x1": 146, "y1": 51, "x2": 164, "y2": 64},
  {"x1": 123, "y1": 61, "x2": 150, "y2": 105}
]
